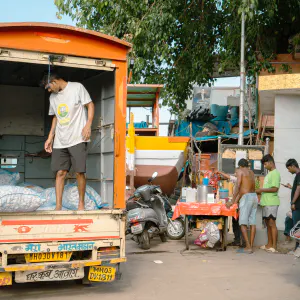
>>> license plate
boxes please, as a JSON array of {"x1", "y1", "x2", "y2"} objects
[
  {"x1": 0, "y1": 272, "x2": 12, "y2": 286},
  {"x1": 88, "y1": 266, "x2": 116, "y2": 282},
  {"x1": 15, "y1": 267, "x2": 84, "y2": 283},
  {"x1": 24, "y1": 252, "x2": 72, "y2": 263},
  {"x1": 131, "y1": 223, "x2": 143, "y2": 234}
]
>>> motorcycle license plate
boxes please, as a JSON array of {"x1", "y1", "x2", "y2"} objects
[{"x1": 131, "y1": 223, "x2": 143, "y2": 234}]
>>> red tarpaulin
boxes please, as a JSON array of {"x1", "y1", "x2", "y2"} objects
[{"x1": 172, "y1": 202, "x2": 238, "y2": 220}]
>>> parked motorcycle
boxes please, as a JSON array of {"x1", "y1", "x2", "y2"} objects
[{"x1": 126, "y1": 172, "x2": 169, "y2": 250}]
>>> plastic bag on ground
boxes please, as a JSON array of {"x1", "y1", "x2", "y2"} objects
[
  {"x1": 206, "y1": 222, "x2": 220, "y2": 247},
  {"x1": 0, "y1": 169, "x2": 20, "y2": 186},
  {"x1": 40, "y1": 184, "x2": 106, "y2": 211},
  {"x1": 18, "y1": 182, "x2": 44, "y2": 193},
  {"x1": 0, "y1": 185, "x2": 46, "y2": 212},
  {"x1": 194, "y1": 222, "x2": 220, "y2": 248}
]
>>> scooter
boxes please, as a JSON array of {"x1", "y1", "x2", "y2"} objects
[{"x1": 126, "y1": 172, "x2": 168, "y2": 250}]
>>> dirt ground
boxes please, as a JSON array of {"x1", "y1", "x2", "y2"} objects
[{"x1": 1, "y1": 235, "x2": 299, "y2": 300}]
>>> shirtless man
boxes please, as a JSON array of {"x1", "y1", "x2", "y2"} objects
[
  {"x1": 218, "y1": 170, "x2": 245, "y2": 248},
  {"x1": 226, "y1": 159, "x2": 258, "y2": 253}
]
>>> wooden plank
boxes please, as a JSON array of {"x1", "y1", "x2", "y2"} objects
[
  {"x1": 256, "y1": 113, "x2": 263, "y2": 145},
  {"x1": 260, "y1": 115, "x2": 268, "y2": 143}
]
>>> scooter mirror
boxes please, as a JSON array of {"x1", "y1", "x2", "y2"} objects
[
  {"x1": 152, "y1": 172, "x2": 158, "y2": 179},
  {"x1": 148, "y1": 171, "x2": 158, "y2": 183}
]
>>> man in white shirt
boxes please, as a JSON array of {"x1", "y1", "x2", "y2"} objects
[{"x1": 42, "y1": 72, "x2": 94, "y2": 210}]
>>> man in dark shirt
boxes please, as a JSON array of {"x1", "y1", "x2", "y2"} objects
[{"x1": 285, "y1": 159, "x2": 300, "y2": 251}]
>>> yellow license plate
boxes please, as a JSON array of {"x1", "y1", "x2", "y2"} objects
[
  {"x1": 25, "y1": 252, "x2": 72, "y2": 263},
  {"x1": 88, "y1": 266, "x2": 116, "y2": 282},
  {"x1": 0, "y1": 272, "x2": 12, "y2": 286}
]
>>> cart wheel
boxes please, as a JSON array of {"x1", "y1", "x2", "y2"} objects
[
  {"x1": 185, "y1": 216, "x2": 189, "y2": 250},
  {"x1": 223, "y1": 217, "x2": 228, "y2": 251}
]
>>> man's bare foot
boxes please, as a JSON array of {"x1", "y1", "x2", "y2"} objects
[
  {"x1": 78, "y1": 203, "x2": 84, "y2": 211},
  {"x1": 55, "y1": 206, "x2": 62, "y2": 211}
]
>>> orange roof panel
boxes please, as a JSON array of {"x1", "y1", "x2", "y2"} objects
[{"x1": 0, "y1": 22, "x2": 132, "y2": 61}]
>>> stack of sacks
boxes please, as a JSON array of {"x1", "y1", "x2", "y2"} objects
[{"x1": 38, "y1": 184, "x2": 107, "y2": 211}]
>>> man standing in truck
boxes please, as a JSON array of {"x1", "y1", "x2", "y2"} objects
[{"x1": 42, "y1": 72, "x2": 94, "y2": 210}]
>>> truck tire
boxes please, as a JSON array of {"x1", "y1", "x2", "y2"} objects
[{"x1": 139, "y1": 229, "x2": 150, "y2": 250}]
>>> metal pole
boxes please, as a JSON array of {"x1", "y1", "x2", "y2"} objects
[
  {"x1": 217, "y1": 136, "x2": 222, "y2": 171},
  {"x1": 238, "y1": 10, "x2": 246, "y2": 145}
]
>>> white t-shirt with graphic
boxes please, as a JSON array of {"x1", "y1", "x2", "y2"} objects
[{"x1": 49, "y1": 82, "x2": 92, "y2": 149}]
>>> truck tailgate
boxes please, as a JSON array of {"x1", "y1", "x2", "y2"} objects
[{"x1": 0, "y1": 210, "x2": 124, "y2": 243}]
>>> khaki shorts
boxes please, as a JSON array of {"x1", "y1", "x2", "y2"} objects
[{"x1": 51, "y1": 143, "x2": 87, "y2": 173}]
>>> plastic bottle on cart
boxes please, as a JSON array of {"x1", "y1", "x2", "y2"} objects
[{"x1": 186, "y1": 188, "x2": 197, "y2": 203}]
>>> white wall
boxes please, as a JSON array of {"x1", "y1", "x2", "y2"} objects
[
  {"x1": 0, "y1": 85, "x2": 45, "y2": 136},
  {"x1": 274, "y1": 94, "x2": 300, "y2": 230},
  {"x1": 210, "y1": 88, "x2": 240, "y2": 106}
]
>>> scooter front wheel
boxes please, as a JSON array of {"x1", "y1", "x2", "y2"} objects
[
  {"x1": 167, "y1": 218, "x2": 185, "y2": 240},
  {"x1": 139, "y1": 229, "x2": 150, "y2": 250}
]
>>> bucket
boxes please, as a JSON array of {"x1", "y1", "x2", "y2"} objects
[
  {"x1": 203, "y1": 177, "x2": 209, "y2": 186},
  {"x1": 230, "y1": 106, "x2": 239, "y2": 119},
  {"x1": 211, "y1": 104, "x2": 228, "y2": 121},
  {"x1": 219, "y1": 189, "x2": 229, "y2": 199}
]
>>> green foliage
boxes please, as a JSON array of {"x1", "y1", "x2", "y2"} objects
[{"x1": 55, "y1": 0, "x2": 300, "y2": 113}]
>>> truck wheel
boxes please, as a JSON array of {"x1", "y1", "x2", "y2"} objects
[
  {"x1": 159, "y1": 232, "x2": 167, "y2": 242},
  {"x1": 139, "y1": 229, "x2": 150, "y2": 250}
]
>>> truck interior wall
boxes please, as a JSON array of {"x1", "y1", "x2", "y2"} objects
[{"x1": 0, "y1": 61, "x2": 115, "y2": 207}]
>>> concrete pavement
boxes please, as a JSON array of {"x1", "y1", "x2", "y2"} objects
[{"x1": 1, "y1": 238, "x2": 299, "y2": 300}]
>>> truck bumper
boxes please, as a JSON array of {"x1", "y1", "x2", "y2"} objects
[{"x1": 0, "y1": 257, "x2": 126, "y2": 272}]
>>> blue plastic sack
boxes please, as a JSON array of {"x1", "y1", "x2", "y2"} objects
[
  {"x1": 0, "y1": 169, "x2": 20, "y2": 186},
  {"x1": 0, "y1": 185, "x2": 46, "y2": 212},
  {"x1": 18, "y1": 182, "x2": 44, "y2": 193},
  {"x1": 41, "y1": 184, "x2": 106, "y2": 211}
]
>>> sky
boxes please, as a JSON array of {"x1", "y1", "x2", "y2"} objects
[
  {"x1": 0, "y1": 0, "x2": 75, "y2": 25},
  {"x1": 0, "y1": 0, "x2": 240, "y2": 135}
]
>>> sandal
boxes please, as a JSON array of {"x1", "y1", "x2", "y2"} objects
[
  {"x1": 260, "y1": 245, "x2": 266, "y2": 250},
  {"x1": 265, "y1": 247, "x2": 278, "y2": 253}
]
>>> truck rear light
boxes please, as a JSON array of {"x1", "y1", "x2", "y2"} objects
[{"x1": 97, "y1": 247, "x2": 120, "y2": 260}]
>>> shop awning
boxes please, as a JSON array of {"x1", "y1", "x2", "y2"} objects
[{"x1": 127, "y1": 84, "x2": 163, "y2": 107}]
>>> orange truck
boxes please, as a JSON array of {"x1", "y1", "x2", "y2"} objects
[{"x1": 0, "y1": 23, "x2": 131, "y2": 286}]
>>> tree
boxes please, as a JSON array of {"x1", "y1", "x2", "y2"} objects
[{"x1": 55, "y1": 0, "x2": 300, "y2": 113}]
